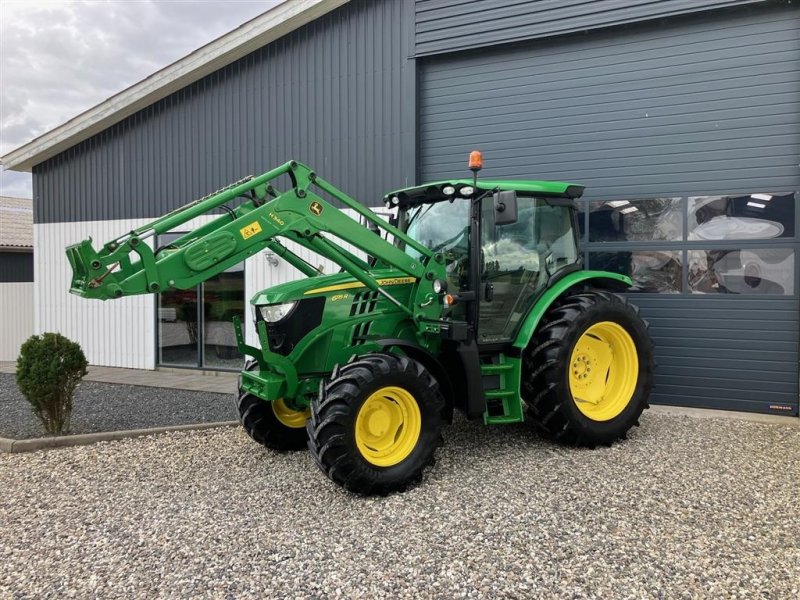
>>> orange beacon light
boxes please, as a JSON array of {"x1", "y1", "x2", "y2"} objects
[{"x1": 468, "y1": 150, "x2": 483, "y2": 172}]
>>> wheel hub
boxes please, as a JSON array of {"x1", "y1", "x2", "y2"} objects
[
  {"x1": 355, "y1": 386, "x2": 422, "y2": 467},
  {"x1": 271, "y1": 398, "x2": 310, "y2": 429},
  {"x1": 366, "y1": 409, "x2": 391, "y2": 437},
  {"x1": 568, "y1": 321, "x2": 638, "y2": 421}
]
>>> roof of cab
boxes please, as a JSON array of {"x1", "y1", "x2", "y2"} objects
[{"x1": 384, "y1": 179, "x2": 585, "y2": 207}]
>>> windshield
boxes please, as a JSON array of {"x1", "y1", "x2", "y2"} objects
[{"x1": 404, "y1": 200, "x2": 470, "y2": 260}]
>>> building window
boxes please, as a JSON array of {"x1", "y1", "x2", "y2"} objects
[
  {"x1": 588, "y1": 198, "x2": 683, "y2": 242},
  {"x1": 156, "y1": 233, "x2": 245, "y2": 370},
  {"x1": 589, "y1": 251, "x2": 682, "y2": 293},
  {"x1": 582, "y1": 190, "x2": 797, "y2": 296},
  {"x1": 688, "y1": 193, "x2": 795, "y2": 241},
  {"x1": 688, "y1": 248, "x2": 794, "y2": 295}
]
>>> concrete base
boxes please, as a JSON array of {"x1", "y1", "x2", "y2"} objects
[
  {"x1": 649, "y1": 404, "x2": 799, "y2": 426},
  {"x1": 0, "y1": 361, "x2": 238, "y2": 394}
]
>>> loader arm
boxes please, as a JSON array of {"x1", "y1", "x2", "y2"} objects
[{"x1": 66, "y1": 161, "x2": 447, "y2": 323}]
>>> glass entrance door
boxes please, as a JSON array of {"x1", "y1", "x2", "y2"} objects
[{"x1": 157, "y1": 233, "x2": 245, "y2": 369}]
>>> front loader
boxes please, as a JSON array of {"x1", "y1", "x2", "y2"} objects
[{"x1": 66, "y1": 155, "x2": 654, "y2": 495}]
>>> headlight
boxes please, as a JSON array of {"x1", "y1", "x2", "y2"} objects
[
  {"x1": 459, "y1": 185, "x2": 474, "y2": 196},
  {"x1": 442, "y1": 185, "x2": 456, "y2": 196},
  {"x1": 432, "y1": 279, "x2": 447, "y2": 294},
  {"x1": 259, "y1": 302, "x2": 296, "y2": 322}
]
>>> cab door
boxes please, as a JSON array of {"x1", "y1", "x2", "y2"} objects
[{"x1": 477, "y1": 197, "x2": 578, "y2": 344}]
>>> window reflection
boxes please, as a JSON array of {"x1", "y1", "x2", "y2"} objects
[
  {"x1": 588, "y1": 198, "x2": 682, "y2": 242},
  {"x1": 203, "y1": 264, "x2": 245, "y2": 368},
  {"x1": 159, "y1": 288, "x2": 199, "y2": 366},
  {"x1": 590, "y1": 251, "x2": 682, "y2": 293},
  {"x1": 157, "y1": 232, "x2": 245, "y2": 369},
  {"x1": 688, "y1": 249, "x2": 794, "y2": 295},
  {"x1": 688, "y1": 193, "x2": 795, "y2": 240}
]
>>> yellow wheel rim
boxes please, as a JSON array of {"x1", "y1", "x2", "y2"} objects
[
  {"x1": 272, "y1": 398, "x2": 310, "y2": 429},
  {"x1": 569, "y1": 321, "x2": 639, "y2": 422},
  {"x1": 355, "y1": 386, "x2": 422, "y2": 467}
]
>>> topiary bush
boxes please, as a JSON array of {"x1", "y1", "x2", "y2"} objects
[{"x1": 16, "y1": 333, "x2": 88, "y2": 436}]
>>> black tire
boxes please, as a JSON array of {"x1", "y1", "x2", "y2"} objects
[
  {"x1": 523, "y1": 289, "x2": 654, "y2": 446},
  {"x1": 307, "y1": 353, "x2": 444, "y2": 495},
  {"x1": 235, "y1": 360, "x2": 308, "y2": 451}
]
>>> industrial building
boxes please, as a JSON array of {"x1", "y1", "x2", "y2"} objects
[
  {"x1": 1, "y1": 0, "x2": 797, "y2": 415},
  {"x1": 0, "y1": 197, "x2": 34, "y2": 361}
]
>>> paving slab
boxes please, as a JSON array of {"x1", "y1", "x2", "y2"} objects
[{"x1": 0, "y1": 361, "x2": 237, "y2": 393}]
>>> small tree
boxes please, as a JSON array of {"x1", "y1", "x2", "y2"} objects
[{"x1": 16, "y1": 333, "x2": 88, "y2": 435}]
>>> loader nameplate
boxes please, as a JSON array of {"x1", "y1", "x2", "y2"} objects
[
  {"x1": 240, "y1": 221, "x2": 263, "y2": 240},
  {"x1": 310, "y1": 201, "x2": 324, "y2": 216}
]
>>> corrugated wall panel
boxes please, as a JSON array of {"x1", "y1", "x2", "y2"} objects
[
  {"x1": 0, "y1": 252, "x2": 34, "y2": 282},
  {"x1": 630, "y1": 296, "x2": 798, "y2": 413},
  {"x1": 415, "y1": 0, "x2": 767, "y2": 56},
  {"x1": 0, "y1": 282, "x2": 34, "y2": 361},
  {"x1": 420, "y1": 5, "x2": 800, "y2": 199},
  {"x1": 32, "y1": 0, "x2": 412, "y2": 224},
  {"x1": 34, "y1": 220, "x2": 156, "y2": 370}
]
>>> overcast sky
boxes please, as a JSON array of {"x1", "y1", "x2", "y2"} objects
[{"x1": 0, "y1": 0, "x2": 283, "y2": 198}]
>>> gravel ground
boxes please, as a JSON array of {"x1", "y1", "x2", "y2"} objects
[
  {"x1": 1, "y1": 412, "x2": 798, "y2": 599},
  {"x1": 0, "y1": 373, "x2": 234, "y2": 439}
]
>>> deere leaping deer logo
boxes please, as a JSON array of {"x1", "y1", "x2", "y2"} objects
[{"x1": 310, "y1": 201, "x2": 323, "y2": 216}]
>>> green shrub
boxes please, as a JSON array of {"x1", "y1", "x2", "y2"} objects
[{"x1": 16, "y1": 333, "x2": 88, "y2": 435}]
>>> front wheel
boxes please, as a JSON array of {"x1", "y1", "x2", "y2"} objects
[
  {"x1": 236, "y1": 360, "x2": 310, "y2": 451},
  {"x1": 307, "y1": 353, "x2": 444, "y2": 495},
  {"x1": 523, "y1": 289, "x2": 654, "y2": 446}
]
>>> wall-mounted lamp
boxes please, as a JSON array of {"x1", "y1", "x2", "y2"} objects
[{"x1": 263, "y1": 252, "x2": 280, "y2": 267}]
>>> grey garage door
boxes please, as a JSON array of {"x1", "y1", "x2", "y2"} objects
[{"x1": 420, "y1": 5, "x2": 800, "y2": 415}]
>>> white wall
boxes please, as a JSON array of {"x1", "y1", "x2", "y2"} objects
[
  {"x1": 35, "y1": 219, "x2": 156, "y2": 369},
  {"x1": 0, "y1": 282, "x2": 34, "y2": 362}
]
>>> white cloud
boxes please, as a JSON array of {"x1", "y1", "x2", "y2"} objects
[{"x1": 0, "y1": 0, "x2": 283, "y2": 198}]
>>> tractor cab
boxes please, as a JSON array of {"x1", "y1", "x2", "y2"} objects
[{"x1": 384, "y1": 178, "x2": 584, "y2": 344}]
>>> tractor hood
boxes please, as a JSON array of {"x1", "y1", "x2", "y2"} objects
[
  {"x1": 250, "y1": 268, "x2": 416, "y2": 306},
  {"x1": 384, "y1": 179, "x2": 585, "y2": 209}
]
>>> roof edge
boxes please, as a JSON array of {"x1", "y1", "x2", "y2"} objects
[{"x1": 0, "y1": 0, "x2": 349, "y2": 173}]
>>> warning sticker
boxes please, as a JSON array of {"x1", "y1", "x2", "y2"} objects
[{"x1": 240, "y1": 221, "x2": 262, "y2": 240}]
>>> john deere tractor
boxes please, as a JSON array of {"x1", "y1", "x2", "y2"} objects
[{"x1": 67, "y1": 155, "x2": 653, "y2": 495}]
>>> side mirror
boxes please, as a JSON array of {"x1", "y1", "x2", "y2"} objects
[{"x1": 493, "y1": 190, "x2": 518, "y2": 226}]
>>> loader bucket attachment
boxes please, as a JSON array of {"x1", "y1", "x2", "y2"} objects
[{"x1": 66, "y1": 238, "x2": 121, "y2": 300}]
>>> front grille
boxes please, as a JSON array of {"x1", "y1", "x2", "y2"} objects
[
  {"x1": 349, "y1": 291, "x2": 380, "y2": 316},
  {"x1": 255, "y1": 297, "x2": 325, "y2": 356},
  {"x1": 351, "y1": 320, "x2": 373, "y2": 345}
]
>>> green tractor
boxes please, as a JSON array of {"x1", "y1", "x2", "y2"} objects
[{"x1": 66, "y1": 154, "x2": 654, "y2": 495}]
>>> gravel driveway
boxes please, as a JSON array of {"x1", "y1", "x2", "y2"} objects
[
  {"x1": 0, "y1": 373, "x2": 233, "y2": 439},
  {"x1": 1, "y1": 412, "x2": 798, "y2": 599}
]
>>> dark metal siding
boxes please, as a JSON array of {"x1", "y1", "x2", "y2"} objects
[
  {"x1": 420, "y1": 5, "x2": 800, "y2": 199},
  {"x1": 0, "y1": 252, "x2": 34, "y2": 283},
  {"x1": 415, "y1": 0, "x2": 767, "y2": 56},
  {"x1": 628, "y1": 296, "x2": 799, "y2": 413},
  {"x1": 420, "y1": 4, "x2": 800, "y2": 414},
  {"x1": 32, "y1": 0, "x2": 414, "y2": 224}
]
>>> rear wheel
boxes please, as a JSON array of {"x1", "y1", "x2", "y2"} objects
[
  {"x1": 236, "y1": 360, "x2": 309, "y2": 451},
  {"x1": 307, "y1": 353, "x2": 444, "y2": 495},
  {"x1": 523, "y1": 289, "x2": 654, "y2": 446}
]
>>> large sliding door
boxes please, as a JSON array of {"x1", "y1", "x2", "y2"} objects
[{"x1": 419, "y1": 5, "x2": 800, "y2": 414}]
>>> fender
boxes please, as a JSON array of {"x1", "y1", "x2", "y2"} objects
[
  {"x1": 512, "y1": 270, "x2": 632, "y2": 352},
  {"x1": 376, "y1": 338, "x2": 455, "y2": 422}
]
